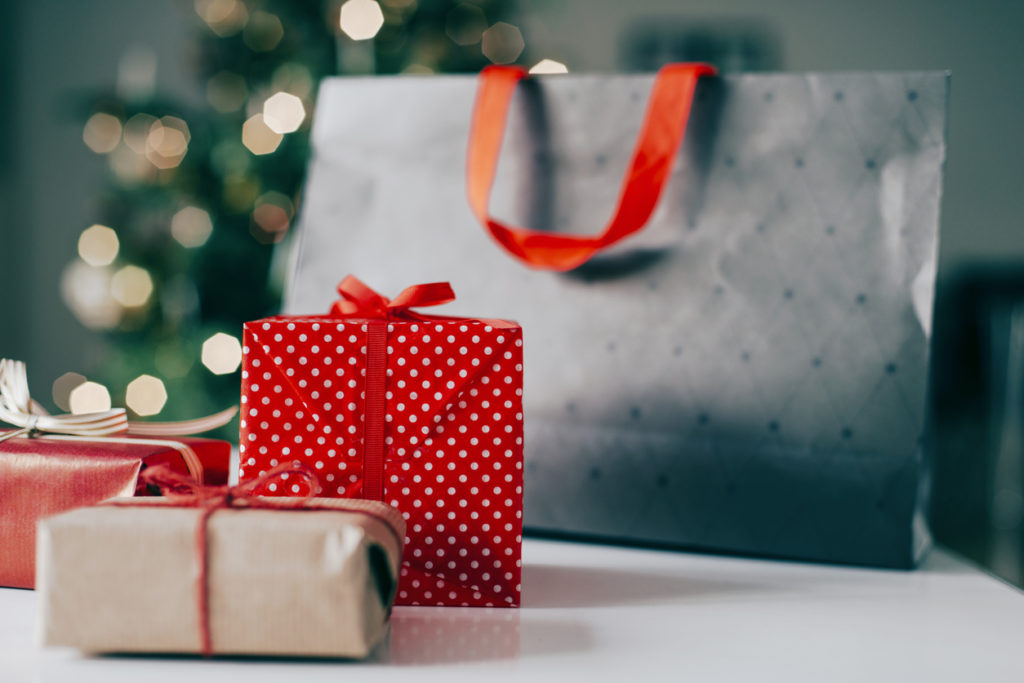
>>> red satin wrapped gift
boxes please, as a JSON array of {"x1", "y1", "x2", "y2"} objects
[
  {"x1": 0, "y1": 358, "x2": 233, "y2": 589},
  {"x1": 0, "y1": 431, "x2": 230, "y2": 589},
  {"x1": 239, "y1": 277, "x2": 523, "y2": 607}
]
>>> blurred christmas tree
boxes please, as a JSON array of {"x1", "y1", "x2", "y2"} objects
[{"x1": 61, "y1": 0, "x2": 535, "y2": 435}]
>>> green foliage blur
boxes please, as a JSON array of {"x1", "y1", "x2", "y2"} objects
[{"x1": 75, "y1": 0, "x2": 522, "y2": 438}]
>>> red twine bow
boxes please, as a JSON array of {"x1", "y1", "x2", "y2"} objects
[
  {"x1": 327, "y1": 276, "x2": 457, "y2": 502},
  {"x1": 127, "y1": 463, "x2": 322, "y2": 657}
]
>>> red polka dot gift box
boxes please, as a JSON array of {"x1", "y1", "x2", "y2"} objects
[{"x1": 239, "y1": 276, "x2": 523, "y2": 607}]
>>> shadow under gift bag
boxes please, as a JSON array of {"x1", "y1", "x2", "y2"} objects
[{"x1": 286, "y1": 63, "x2": 948, "y2": 568}]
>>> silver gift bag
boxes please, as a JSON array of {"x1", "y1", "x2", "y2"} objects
[{"x1": 286, "y1": 66, "x2": 948, "y2": 568}]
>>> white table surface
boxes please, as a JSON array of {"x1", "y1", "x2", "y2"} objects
[{"x1": 2, "y1": 539, "x2": 1022, "y2": 682}]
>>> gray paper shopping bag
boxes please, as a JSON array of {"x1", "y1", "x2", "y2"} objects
[{"x1": 286, "y1": 66, "x2": 948, "y2": 568}]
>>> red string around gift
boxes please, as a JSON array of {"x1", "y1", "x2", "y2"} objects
[{"x1": 114, "y1": 462, "x2": 322, "y2": 657}]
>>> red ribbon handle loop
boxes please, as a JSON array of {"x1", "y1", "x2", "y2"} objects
[{"x1": 466, "y1": 62, "x2": 716, "y2": 272}]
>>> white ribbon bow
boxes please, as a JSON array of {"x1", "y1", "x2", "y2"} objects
[
  {"x1": 0, "y1": 358, "x2": 237, "y2": 443},
  {"x1": 0, "y1": 359, "x2": 128, "y2": 442}
]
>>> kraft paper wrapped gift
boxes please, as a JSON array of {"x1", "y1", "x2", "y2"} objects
[
  {"x1": 36, "y1": 466, "x2": 405, "y2": 658},
  {"x1": 239, "y1": 277, "x2": 524, "y2": 607},
  {"x1": 286, "y1": 65, "x2": 948, "y2": 568}
]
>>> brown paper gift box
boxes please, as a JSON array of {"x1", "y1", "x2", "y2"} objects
[{"x1": 36, "y1": 496, "x2": 405, "y2": 658}]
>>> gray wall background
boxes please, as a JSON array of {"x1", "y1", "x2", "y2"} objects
[
  {"x1": 1, "y1": 0, "x2": 201, "y2": 398},
  {"x1": 2, "y1": 0, "x2": 1022, "y2": 397}
]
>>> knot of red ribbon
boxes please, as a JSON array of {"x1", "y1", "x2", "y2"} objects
[
  {"x1": 141, "y1": 460, "x2": 321, "y2": 507},
  {"x1": 330, "y1": 275, "x2": 455, "y2": 319},
  {"x1": 125, "y1": 462, "x2": 322, "y2": 656}
]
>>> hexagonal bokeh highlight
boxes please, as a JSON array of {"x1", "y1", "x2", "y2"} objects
[
  {"x1": 82, "y1": 113, "x2": 122, "y2": 154},
  {"x1": 481, "y1": 22, "x2": 524, "y2": 64},
  {"x1": 77, "y1": 224, "x2": 119, "y2": 267},
  {"x1": 126, "y1": 374, "x2": 168, "y2": 416},
  {"x1": 171, "y1": 206, "x2": 214, "y2": 248},
  {"x1": 243, "y1": 10, "x2": 284, "y2": 52},
  {"x1": 52, "y1": 372, "x2": 87, "y2": 412},
  {"x1": 263, "y1": 92, "x2": 306, "y2": 134},
  {"x1": 242, "y1": 114, "x2": 284, "y2": 155},
  {"x1": 202, "y1": 332, "x2": 243, "y2": 375},
  {"x1": 339, "y1": 0, "x2": 384, "y2": 41},
  {"x1": 445, "y1": 3, "x2": 487, "y2": 46},
  {"x1": 69, "y1": 381, "x2": 112, "y2": 414},
  {"x1": 110, "y1": 265, "x2": 154, "y2": 308},
  {"x1": 60, "y1": 261, "x2": 121, "y2": 330}
]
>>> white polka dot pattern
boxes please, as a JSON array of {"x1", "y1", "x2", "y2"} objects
[{"x1": 240, "y1": 315, "x2": 524, "y2": 607}]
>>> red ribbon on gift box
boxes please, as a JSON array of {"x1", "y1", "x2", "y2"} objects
[
  {"x1": 328, "y1": 276, "x2": 457, "y2": 502},
  {"x1": 330, "y1": 275, "x2": 455, "y2": 319}
]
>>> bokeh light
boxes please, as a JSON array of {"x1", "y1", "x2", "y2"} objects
[
  {"x1": 110, "y1": 265, "x2": 154, "y2": 308},
  {"x1": 69, "y1": 381, "x2": 112, "y2": 414},
  {"x1": 171, "y1": 206, "x2": 214, "y2": 248},
  {"x1": 206, "y1": 71, "x2": 248, "y2": 113},
  {"x1": 77, "y1": 224, "x2": 120, "y2": 267},
  {"x1": 202, "y1": 332, "x2": 243, "y2": 375},
  {"x1": 52, "y1": 372, "x2": 87, "y2": 412},
  {"x1": 243, "y1": 10, "x2": 284, "y2": 52},
  {"x1": 339, "y1": 0, "x2": 385, "y2": 41},
  {"x1": 445, "y1": 3, "x2": 487, "y2": 46},
  {"x1": 109, "y1": 144, "x2": 158, "y2": 184},
  {"x1": 529, "y1": 59, "x2": 568, "y2": 74},
  {"x1": 254, "y1": 203, "x2": 289, "y2": 233},
  {"x1": 250, "y1": 191, "x2": 294, "y2": 244},
  {"x1": 123, "y1": 113, "x2": 158, "y2": 155},
  {"x1": 82, "y1": 113, "x2": 123, "y2": 154},
  {"x1": 60, "y1": 261, "x2": 121, "y2": 330},
  {"x1": 481, "y1": 22, "x2": 524, "y2": 64},
  {"x1": 126, "y1": 374, "x2": 168, "y2": 416},
  {"x1": 242, "y1": 114, "x2": 283, "y2": 155},
  {"x1": 263, "y1": 92, "x2": 306, "y2": 134},
  {"x1": 195, "y1": 0, "x2": 249, "y2": 37},
  {"x1": 145, "y1": 116, "x2": 191, "y2": 170}
]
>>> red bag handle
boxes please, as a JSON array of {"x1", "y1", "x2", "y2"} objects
[{"x1": 466, "y1": 63, "x2": 716, "y2": 271}]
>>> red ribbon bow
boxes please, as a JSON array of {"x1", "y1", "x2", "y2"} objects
[
  {"x1": 327, "y1": 276, "x2": 457, "y2": 502},
  {"x1": 118, "y1": 463, "x2": 322, "y2": 657},
  {"x1": 330, "y1": 275, "x2": 455, "y2": 319}
]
